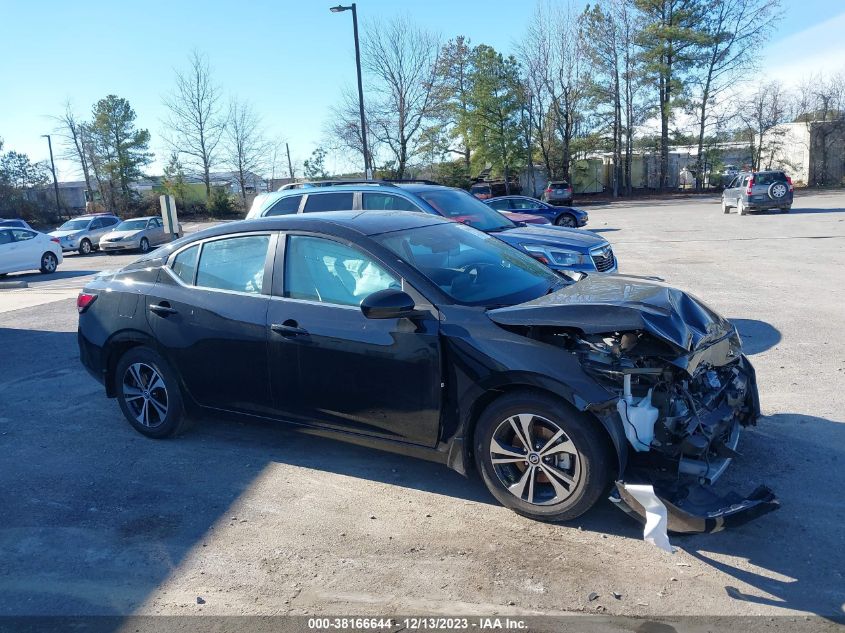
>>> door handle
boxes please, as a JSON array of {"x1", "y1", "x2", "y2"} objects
[
  {"x1": 271, "y1": 321, "x2": 308, "y2": 337},
  {"x1": 149, "y1": 302, "x2": 178, "y2": 316}
]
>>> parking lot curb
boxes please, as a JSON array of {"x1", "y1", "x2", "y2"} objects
[{"x1": 0, "y1": 281, "x2": 28, "y2": 289}]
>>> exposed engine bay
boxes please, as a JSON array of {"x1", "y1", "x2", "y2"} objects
[
  {"x1": 486, "y1": 274, "x2": 780, "y2": 535},
  {"x1": 567, "y1": 329, "x2": 756, "y2": 484}
]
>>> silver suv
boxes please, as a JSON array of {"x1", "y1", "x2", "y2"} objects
[
  {"x1": 49, "y1": 213, "x2": 121, "y2": 255},
  {"x1": 722, "y1": 171, "x2": 793, "y2": 215}
]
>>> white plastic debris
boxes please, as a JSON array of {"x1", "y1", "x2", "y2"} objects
[{"x1": 623, "y1": 483, "x2": 673, "y2": 553}]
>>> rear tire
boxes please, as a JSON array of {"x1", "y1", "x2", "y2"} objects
[
  {"x1": 474, "y1": 390, "x2": 612, "y2": 522},
  {"x1": 39, "y1": 252, "x2": 58, "y2": 274},
  {"x1": 114, "y1": 347, "x2": 190, "y2": 438}
]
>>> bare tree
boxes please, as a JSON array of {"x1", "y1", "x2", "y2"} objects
[
  {"x1": 550, "y1": 2, "x2": 589, "y2": 181},
  {"x1": 225, "y1": 99, "x2": 270, "y2": 209},
  {"x1": 519, "y1": 4, "x2": 557, "y2": 181},
  {"x1": 53, "y1": 101, "x2": 93, "y2": 203},
  {"x1": 740, "y1": 82, "x2": 790, "y2": 171},
  {"x1": 690, "y1": 0, "x2": 781, "y2": 189},
  {"x1": 795, "y1": 72, "x2": 845, "y2": 185},
  {"x1": 327, "y1": 86, "x2": 381, "y2": 174},
  {"x1": 361, "y1": 17, "x2": 441, "y2": 178},
  {"x1": 163, "y1": 51, "x2": 226, "y2": 198}
]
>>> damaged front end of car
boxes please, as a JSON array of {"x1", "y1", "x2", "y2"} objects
[{"x1": 487, "y1": 275, "x2": 780, "y2": 534}]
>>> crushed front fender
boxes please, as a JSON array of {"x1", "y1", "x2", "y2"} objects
[{"x1": 611, "y1": 480, "x2": 780, "y2": 534}]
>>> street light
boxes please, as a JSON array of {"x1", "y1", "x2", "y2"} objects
[
  {"x1": 41, "y1": 134, "x2": 62, "y2": 218},
  {"x1": 330, "y1": 3, "x2": 370, "y2": 178}
]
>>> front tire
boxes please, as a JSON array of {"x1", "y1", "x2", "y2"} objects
[
  {"x1": 555, "y1": 214, "x2": 577, "y2": 228},
  {"x1": 115, "y1": 347, "x2": 188, "y2": 438},
  {"x1": 139, "y1": 237, "x2": 150, "y2": 253},
  {"x1": 738, "y1": 199, "x2": 747, "y2": 216},
  {"x1": 474, "y1": 391, "x2": 611, "y2": 522},
  {"x1": 79, "y1": 239, "x2": 92, "y2": 255},
  {"x1": 39, "y1": 252, "x2": 58, "y2": 274},
  {"x1": 722, "y1": 200, "x2": 730, "y2": 214}
]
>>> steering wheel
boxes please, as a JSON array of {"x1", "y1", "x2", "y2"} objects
[{"x1": 459, "y1": 262, "x2": 497, "y2": 284}]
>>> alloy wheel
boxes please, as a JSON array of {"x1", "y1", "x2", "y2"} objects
[
  {"x1": 122, "y1": 362, "x2": 169, "y2": 428},
  {"x1": 489, "y1": 413, "x2": 582, "y2": 506},
  {"x1": 557, "y1": 215, "x2": 576, "y2": 228},
  {"x1": 41, "y1": 253, "x2": 57, "y2": 272},
  {"x1": 80, "y1": 240, "x2": 92, "y2": 255},
  {"x1": 139, "y1": 238, "x2": 150, "y2": 253}
]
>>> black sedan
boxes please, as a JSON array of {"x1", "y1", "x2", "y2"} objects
[
  {"x1": 78, "y1": 212, "x2": 777, "y2": 529},
  {"x1": 485, "y1": 196, "x2": 588, "y2": 228}
]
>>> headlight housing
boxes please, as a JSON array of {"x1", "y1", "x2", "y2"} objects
[{"x1": 521, "y1": 244, "x2": 586, "y2": 266}]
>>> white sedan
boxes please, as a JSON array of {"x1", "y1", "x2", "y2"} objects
[{"x1": 0, "y1": 227, "x2": 63, "y2": 276}]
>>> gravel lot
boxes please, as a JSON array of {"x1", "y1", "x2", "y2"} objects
[{"x1": 1, "y1": 194, "x2": 844, "y2": 622}]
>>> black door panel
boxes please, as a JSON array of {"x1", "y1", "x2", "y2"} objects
[
  {"x1": 148, "y1": 273, "x2": 273, "y2": 416},
  {"x1": 267, "y1": 298, "x2": 442, "y2": 446}
]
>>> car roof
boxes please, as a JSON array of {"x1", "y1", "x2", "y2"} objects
[{"x1": 205, "y1": 211, "x2": 450, "y2": 240}]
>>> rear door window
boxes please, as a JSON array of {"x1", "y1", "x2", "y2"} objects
[
  {"x1": 511, "y1": 198, "x2": 543, "y2": 210},
  {"x1": 486, "y1": 199, "x2": 511, "y2": 211},
  {"x1": 266, "y1": 195, "x2": 302, "y2": 216},
  {"x1": 303, "y1": 192, "x2": 354, "y2": 213},
  {"x1": 362, "y1": 193, "x2": 421, "y2": 212},
  {"x1": 196, "y1": 235, "x2": 271, "y2": 294}
]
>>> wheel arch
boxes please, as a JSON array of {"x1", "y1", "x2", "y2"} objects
[
  {"x1": 452, "y1": 376, "x2": 626, "y2": 478},
  {"x1": 102, "y1": 330, "x2": 158, "y2": 397}
]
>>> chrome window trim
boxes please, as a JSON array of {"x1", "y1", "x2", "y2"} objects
[{"x1": 163, "y1": 231, "x2": 278, "y2": 298}]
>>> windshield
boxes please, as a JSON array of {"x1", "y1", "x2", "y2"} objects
[
  {"x1": 115, "y1": 219, "x2": 148, "y2": 231},
  {"x1": 375, "y1": 222, "x2": 564, "y2": 307},
  {"x1": 58, "y1": 219, "x2": 90, "y2": 230},
  {"x1": 417, "y1": 189, "x2": 515, "y2": 232}
]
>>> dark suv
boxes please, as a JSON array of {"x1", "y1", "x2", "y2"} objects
[
  {"x1": 722, "y1": 171, "x2": 793, "y2": 215},
  {"x1": 247, "y1": 181, "x2": 617, "y2": 275}
]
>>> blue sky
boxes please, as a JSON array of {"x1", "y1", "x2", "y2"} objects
[{"x1": 1, "y1": 0, "x2": 843, "y2": 180}]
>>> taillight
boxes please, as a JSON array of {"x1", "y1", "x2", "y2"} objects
[
  {"x1": 77, "y1": 292, "x2": 97, "y2": 313},
  {"x1": 786, "y1": 176, "x2": 794, "y2": 191},
  {"x1": 545, "y1": 187, "x2": 552, "y2": 193},
  {"x1": 745, "y1": 177, "x2": 754, "y2": 195},
  {"x1": 50, "y1": 237, "x2": 60, "y2": 244}
]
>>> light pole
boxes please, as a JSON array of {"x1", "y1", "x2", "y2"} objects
[
  {"x1": 41, "y1": 134, "x2": 62, "y2": 217},
  {"x1": 330, "y1": 3, "x2": 370, "y2": 178}
]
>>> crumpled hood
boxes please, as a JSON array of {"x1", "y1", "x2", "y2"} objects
[
  {"x1": 49, "y1": 230, "x2": 82, "y2": 239},
  {"x1": 102, "y1": 230, "x2": 141, "y2": 240},
  {"x1": 487, "y1": 273, "x2": 737, "y2": 353},
  {"x1": 498, "y1": 224, "x2": 606, "y2": 251}
]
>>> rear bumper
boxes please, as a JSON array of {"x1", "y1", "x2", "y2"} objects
[
  {"x1": 611, "y1": 481, "x2": 779, "y2": 534},
  {"x1": 78, "y1": 329, "x2": 106, "y2": 386}
]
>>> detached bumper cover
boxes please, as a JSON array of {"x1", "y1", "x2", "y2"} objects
[{"x1": 611, "y1": 480, "x2": 779, "y2": 534}]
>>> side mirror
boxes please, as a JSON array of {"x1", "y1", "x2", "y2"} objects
[{"x1": 361, "y1": 288, "x2": 418, "y2": 319}]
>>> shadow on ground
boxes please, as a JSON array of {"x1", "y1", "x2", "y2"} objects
[
  {"x1": 729, "y1": 318, "x2": 782, "y2": 355},
  {"x1": 0, "y1": 323, "x2": 843, "y2": 620}
]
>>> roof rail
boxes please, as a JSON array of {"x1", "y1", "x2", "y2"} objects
[
  {"x1": 278, "y1": 179, "x2": 399, "y2": 191},
  {"x1": 382, "y1": 178, "x2": 441, "y2": 185}
]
